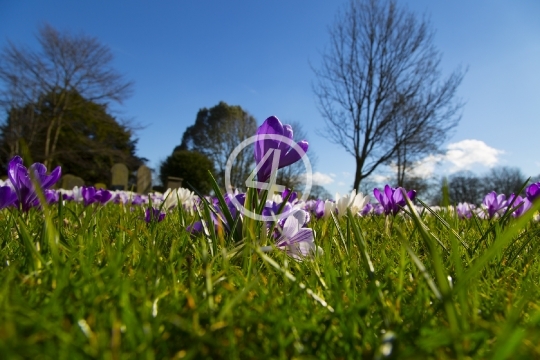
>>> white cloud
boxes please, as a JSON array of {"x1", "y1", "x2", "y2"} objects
[
  {"x1": 338, "y1": 181, "x2": 346, "y2": 186},
  {"x1": 311, "y1": 171, "x2": 335, "y2": 186},
  {"x1": 445, "y1": 139, "x2": 503, "y2": 173},
  {"x1": 329, "y1": 173, "x2": 336, "y2": 178},
  {"x1": 408, "y1": 154, "x2": 443, "y2": 178},
  {"x1": 342, "y1": 171, "x2": 351, "y2": 177},
  {"x1": 371, "y1": 174, "x2": 391, "y2": 184},
  {"x1": 394, "y1": 139, "x2": 504, "y2": 178}
]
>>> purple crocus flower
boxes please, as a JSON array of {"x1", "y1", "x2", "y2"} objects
[
  {"x1": 456, "y1": 202, "x2": 474, "y2": 219},
  {"x1": 526, "y1": 182, "x2": 540, "y2": 202},
  {"x1": 81, "y1": 186, "x2": 98, "y2": 206},
  {"x1": 94, "y1": 189, "x2": 113, "y2": 205},
  {"x1": 82, "y1": 186, "x2": 113, "y2": 206},
  {"x1": 0, "y1": 185, "x2": 17, "y2": 210},
  {"x1": 262, "y1": 200, "x2": 285, "y2": 220},
  {"x1": 189, "y1": 193, "x2": 245, "y2": 236},
  {"x1": 506, "y1": 194, "x2": 531, "y2": 218},
  {"x1": 314, "y1": 200, "x2": 325, "y2": 219},
  {"x1": 307, "y1": 199, "x2": 325, "y2": 219},
  {"x1": 254, "y1": 116, "x2": 308, "y2": 182},
  {"x1": 8, "y1": 156, "x2": 61, "y2": 212},
  {"x1": 360, "y1": 203, "x2": 373, "y2": 216},
  {"x1": 224, "y1": 192, "x2": 246, "y2": 219},
  {"x1": 372, "y1": 203, "x2": 384, "y2": 216},
  {"x1": 482, "y1": 191, "x2": 507, "y2": 219},
  {"x1": 373, "y1": 185, "x2": 416, "y2": 216},
  {"x1": 261, "y1": 209, "x2": 319, "y2": 260},
  {"x1": 187, "y1": 221, "x2": 205, "y2": 234},
  {"x1": 44, "y1": 189, "x2": 59, "y2": 205},
  {"x1": 131, "y1": 194, "x2": 145, "y2": 206},
  {"x1": 144, "y1": 206, "x2": 166, "y2": 223},
  {"x1": 282, "y1": 188, "x2": 298, "y2": 203}
]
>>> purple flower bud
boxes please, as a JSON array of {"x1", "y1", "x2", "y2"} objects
[
  {"x1": 282, "y1": 188, "x2": 298, "y2": 203},
  {"x1": 44, "y1": 189, "x2": 59, "y2": 205},
  {"x1": 144, "y1": 206, "x2": 166, "y2": 223},
  {"x1": 82, "y1": 186, "x2": 97, "y2": 206},
  {"x1": 360, "y1": 203, "x2": 373, "y2": 216},
  {"x1": 315, "y1": 199, "x2": 325, "y2": 219},
  {"x1": 526, "y1": 182, "x2": 540, "y2": 202},
  {"x1": 254, "y1": 116, "x2": 308, "y2": 182},
  {"x1": 187, "y1": 221, "x2": 204, "y2": 234}
]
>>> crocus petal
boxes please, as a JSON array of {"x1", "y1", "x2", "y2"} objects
[
  {"x1": 384, "y1": 185, "x2": 393, "y2": 202},
  {"x1": 30, "y1": 163, "x2": 47, "y2": 177},
  {"x1": 40, "y1": 166, "x2": 62, "y2": 189},
  {"x1": 0, "y1": 186, "x2": 17, "y2": 209},
  {"x1": 8, "y1": 156, "x2": 24, "y2": 187},
  {"x1": 281, "y1": 212, "x2": 300, "y2": 239},
  {"x1": 279, "y1": 140, "x2": 308, "y2": 168},
  {"x1": 255, "y1": 116, "x2": 284, "y2": 164},
  {"x1": 277, "y1": 124, "x2": 294, "y2": 154},
  {"x1": 373, "y1": 188, "x2": 383, "y2": 204},
  {"x1": 96, "y1": 189, "x2": 113, "y2": 204},
  {"x1": 526, "y1": 183, "x2": 540, "y2": 201},
  {"x1": 288, "y1": 227, "x2": 314, "y2": 244}
]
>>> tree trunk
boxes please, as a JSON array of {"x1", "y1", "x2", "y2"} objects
[{"x1": 353, "y1": 156, "x2": 363, "y2": 190}]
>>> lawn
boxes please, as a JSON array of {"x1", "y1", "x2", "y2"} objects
[{"x1": 1, "y1": 176, "x2": 540, "y2": 359}]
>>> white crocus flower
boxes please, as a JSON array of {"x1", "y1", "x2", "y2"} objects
[
  {"x1": 335, "y1": 189, "x2": 370, "y2": 217},
  {"x1": 272, "y1": 194, "x2": 283, "y2": 204},
  {"x1": 262, "y1": 209, "x2": 322, "y2": 260},
  {"x1": 71, "y1": 186, "x2": 84, "y2": 202},
  {"x1": 322, "y1": 200, "x2": 336, "y2": 219},
  {"x1": 349, "y1": 191, "x2": 370, "y2": 214},
  {"x1": 163, "y1": 187, "x2": 196, "y2": 212}
]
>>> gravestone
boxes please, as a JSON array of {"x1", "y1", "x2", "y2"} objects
[
  {"x1": 136, "y1": 165, "x2": 152, "y2": 194},
  {"x1": 110, "y1": 163, "x2": 128, "y2": 190},
  {"x1": 167, "y1": 176, "x2": 183, "y2": 190},
  {"x1": 61, "y1": 174, "x2": 85, "y2": 189},
  {"x1": 94, "y1": 183, "x2": 107, "y2": 189}
]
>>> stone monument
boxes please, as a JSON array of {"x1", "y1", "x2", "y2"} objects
[
  {"x1": 110, "y1": 163, "x2": 129, "y2": 190},
  {"x1": 167, "y1": 176, "x2": 183, "y2": 190},
  {"x1": 136, "y1": 165, "x2": 152, "y2": 194},
  {"x1": 61, "y1": 174, "x2": 85, "y2": 189}
]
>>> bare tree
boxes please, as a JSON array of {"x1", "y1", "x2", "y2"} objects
[
  {"x1": 482, "y1": 166, "x2": 526, "y2": 196},
  {"x1": 0, "y1": 24, "x2": 133, "y2": 168},
  {"x1": 313, "y1": 0, "x2": 464, "y2": 190},
  {"x1": 446, "y1": 171, "x2": 484, "y2": 205},
  {"x1": 177, "y1": 101, "x2": 257, "y2": 190}
]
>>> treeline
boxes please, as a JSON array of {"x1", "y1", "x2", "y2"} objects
[
  {"x1": 390, "y1": 166, "x2": 535, "y2": 206},
  {"x1": 0, "y1": 25, "x2": 144, "y2": 185}
]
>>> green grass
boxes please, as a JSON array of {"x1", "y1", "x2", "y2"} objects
[{"x1": 1, "y1": 196, "x2": 540, "y2": 359}]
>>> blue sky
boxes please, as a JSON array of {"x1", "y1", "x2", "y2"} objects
[{"x1": 1, "y1": 0, "x2": 539, "y2": 196}]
